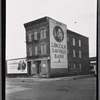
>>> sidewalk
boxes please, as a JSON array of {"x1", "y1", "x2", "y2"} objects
[{"x1": 6, "y1": 74, "x2": 95, "y2": 83}]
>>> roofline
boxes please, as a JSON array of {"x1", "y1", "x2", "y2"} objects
[
  {"x1": 24, "y1": 16, "x2": 48, "y2": 27},
  {"x1": 67, "y1": 29, "x2": 89, "y2": 39},
  {"x1": 6, "y1": 57, "x2": 26, "y2": 61},
  {"x1": 24, "y1": 16, "x2": 67, "y2": 28}
]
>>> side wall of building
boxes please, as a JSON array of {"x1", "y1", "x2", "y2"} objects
[{"x1": 67, "y1": 30, "x2": 89, "y2": 75}]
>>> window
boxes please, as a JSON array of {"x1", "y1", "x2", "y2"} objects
[
  {"x1": 67, "y1": 37, "x2": 69, "y2": 41},
  {"x1": 40, "y1": 28, "x2": 47, "y2": 39},
  {"x1": 35, "y1": 46, "x2": 38, "y2": 55},
  {"x1": 28, "y1": 33, "x2": 32, "y2": 42},
  {"x1": 79, "y1": 40, "x2": 81, "y2": 47},
  {"x1": 34, "y1": 31, "x2": 38, "y2": 40},
  {"x1": 73, "y1": 50, "x2": 76, "y2": 57},
  {"x1": 73, "y1": 38, "x2": 75, "y2": 46},
  {"x1": 29, "y1": 47, "x2": 32, "y2": 56},
  {"x1": 79, "y1": 63, "x2": 82, "y2": 70},
  {"x1": 73, "y1": 63, "x2": 76, "y2": 69},
  {"x1": 79, "y1": 51, "x2": 81, "y2": 58},
  {"x1": 41, "y1": 45, "x2": 44, "y2": 55},
  {"x1": 67, "y1": 49, "x2": 69, "y2": 54},
  {"x1": 44, "y1": 29, "x2": 46, "y2": 38},
  {"x1": 40, "y1": 44, "x2": 47, "y2": 55},
  {"x1": 44, "y1": 44, "x2": 47, "y2": 54}
]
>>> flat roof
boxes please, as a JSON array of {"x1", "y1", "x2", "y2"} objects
[{"x1": 67, "y1": 29, "x2": 89, "y2": 38}]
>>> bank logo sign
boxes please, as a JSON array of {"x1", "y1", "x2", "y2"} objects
[
  {"x1": 53, "y1": 26, "x2": 64, "y2": 42},
  {"x1": 49, "y1": 18, "x2": 68, "y2": 68}
]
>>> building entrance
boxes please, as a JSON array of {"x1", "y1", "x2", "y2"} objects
[
  {"x1": 36, "y1": 61, "x2": 42, "y2": 75},
  {"x1": 27, "y1": 61, "x2": 31, "y2": 76}
]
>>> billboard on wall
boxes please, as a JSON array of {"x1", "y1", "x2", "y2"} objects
[
  {"x1": 7, "y1": 58, "x2": 27, "y2": 74},
  {"x1": 49, "y1": 18, "x2": 68, "y2": 68}
]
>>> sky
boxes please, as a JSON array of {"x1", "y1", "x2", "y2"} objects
[{"x1": 6, "y1": 0, "x2": 97, "y2": 60}]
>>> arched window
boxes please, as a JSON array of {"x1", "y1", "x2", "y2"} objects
[
  {"x1": 34, "y1": 31, "x2": 38, "y2": 40},
  {"x1": 28, "y1": 33, "x2": 32, "y2": 42},
  {"x1": 40, "y1": 28, "x2": 47, "y2": 39}
]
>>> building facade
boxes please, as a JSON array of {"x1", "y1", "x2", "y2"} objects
[
  {"x1": 23, "y1": 16, "x2": 89, "y2": 77},
  {"x1": 24, "y1": 17, "x2": 68, "y2": 77}
]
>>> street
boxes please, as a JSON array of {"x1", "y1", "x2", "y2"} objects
[{"x1": 6, "y1": 77, "x2": 96, "y2": 100}]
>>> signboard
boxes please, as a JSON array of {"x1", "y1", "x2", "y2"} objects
[
  {"x1": 7, "y1": 58, "x2": 27, "y2": 74},
  {"x1": 49, "y1": 18, "x2": 68, "y2": 68}
]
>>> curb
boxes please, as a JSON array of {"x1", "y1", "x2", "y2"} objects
[{"x1": 6, "y1": 75, "x2": 95, "y2": 83}]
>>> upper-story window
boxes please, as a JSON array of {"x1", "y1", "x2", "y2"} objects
[
  {"x1": 79, "y1": 63, "x2": 82, "y2": 70},
  {"x1": 67, "y1": 37, "x2": 69, "y2": 41},
  {"x1": 79, "y1": 40, "x2": 81, "y2": 47},
  {"x1": 29, "y1": 46, "x2": 32, "y2": 56},
  {"x1": 79, "y1": 51, "x2": 82, "y2": 58},
  {"x1": 73, "y1": 38, "x2": 75, "y2": 46},
  {"x1": 34, "y1": 31, "x2": 38, "y2": 40},
  {"x1": 67, "y1": 49, "x2": 69, "y2": 54},
  {"x1": 40, "y1": 45, "x2": 44, "y2": 55},
  {"x1": 73, "y1": 50, "x2": 76, "y2": 58},
  {"x1": 73, "y1": 63, "x2": 76, "y2": 69},
  {"x1": 35, "y1": 46, "x2": 38, "y2": 55},
  {"x1": 40, "y1": 44, "x2": 47, "y2": 55},
  {"x1": 44, "y1": 44, "x2": 47, "y2": 54},
  {"x1": 40, "y1": 28, "x2": 47, "y2": 39},
  {"x1": 28, "y1": 33, "x2": 32, "y2": 42}
]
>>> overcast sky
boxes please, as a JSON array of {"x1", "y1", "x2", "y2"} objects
[{"x1": 6, "y1": 0, "x2": 97, "y2": 60}]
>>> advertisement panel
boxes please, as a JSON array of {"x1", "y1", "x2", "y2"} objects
[
  {"x1": 49, "y1": 18, "x2": 68, "y2": 68},
  {"x1": 7, "y1": 58, "x2": 27, "y2": 74}
]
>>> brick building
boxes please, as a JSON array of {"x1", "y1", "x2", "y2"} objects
[
  {"x1": 67, "y1": 30, "x2": 89, "y2": 75},
  {"x1": 23, "y1": 16, "x2": 89, "y2": 77}
]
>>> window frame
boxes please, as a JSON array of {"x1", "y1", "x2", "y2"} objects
[
  {"x1": 28, "y1": 32, "x2": 32, "y2": 42},
  {"x1": 79, "y1": 63, "x2": 82, "y2": 70},
  {"x1": 29, "y1": 46, "x2": 32, "y2": 56},
  {"x1": 34, "y1": 30, "x2": 38, "y2": 40},
  {"x1": 40, "y1": 44, "x2": 47, "y2": 55},
  {"x1": 73, "y1": 38, "x2": 75, "y2": 46},
  {"x1": 79, "y1": 50, "x2": 82, "y2": 58},
  {"x1": 79, "y1": 39, "x2": 81, "y2": 47},
  {"x1": 35, "y1": 45, "x2": 38, "y2": 55},
  {"x1": 40, "y1": 27, "x2": 47, "y2": 40},
  {"x1": 73, "y1": 50, "x2": 76, "y2": 58}
]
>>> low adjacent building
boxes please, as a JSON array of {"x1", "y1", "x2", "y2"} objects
[{"x1": 89, "y1": 57, "x2": 97, "y2": 75}]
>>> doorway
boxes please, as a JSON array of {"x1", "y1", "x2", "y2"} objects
[
  {"x1": 36, "y1": 61, "x2": 41, "y2": 75},
  {"x1": 27, "y1": 61, "x2": 31, "y2": 76}
]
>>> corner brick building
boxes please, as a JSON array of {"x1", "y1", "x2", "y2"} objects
[{"x1": 23, "y1": 16, "x2": 89, "y2": 77}]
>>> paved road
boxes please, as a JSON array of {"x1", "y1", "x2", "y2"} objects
[{"x1": 6, "y1": 77, "x2": 96, "y2": 100}]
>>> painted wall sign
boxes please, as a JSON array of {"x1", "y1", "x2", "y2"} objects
[
  {"x1": 49, "y1": 18, "x2": 68, "y2": 68},
  {"x1": 53, "y1": 26, "x2": 64, "y2": 42},
  {"x1": 7, "y1": 58, "x2": 27, "y2": 74}
]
